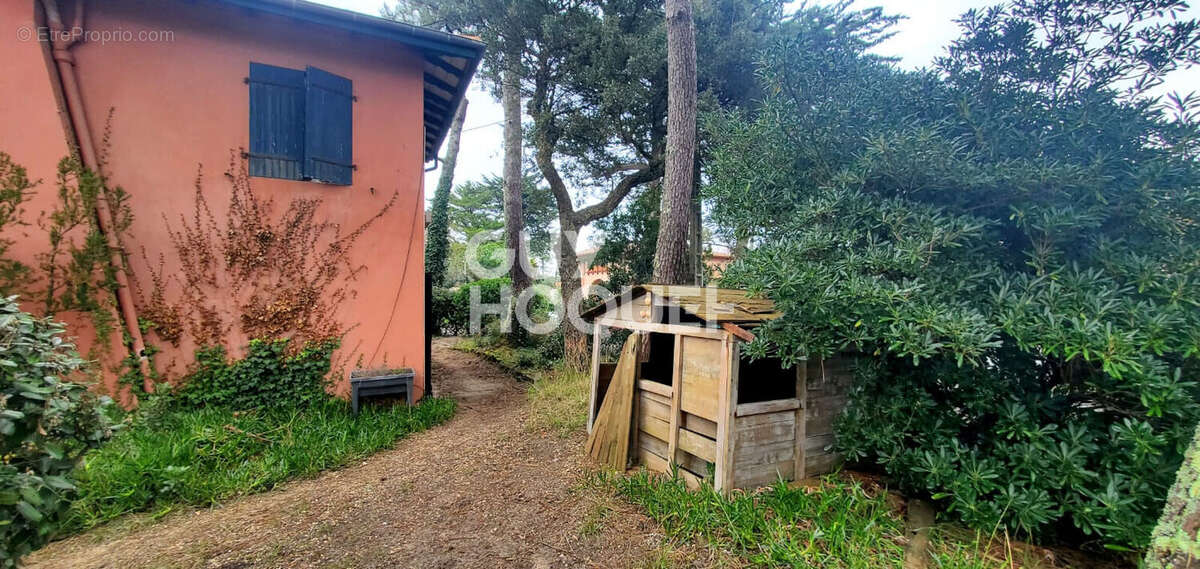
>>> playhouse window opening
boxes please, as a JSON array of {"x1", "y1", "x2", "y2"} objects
[
  {"x1": 638, "y1": 332, "x2": 675, "y2": 385},
  {"x1": 737, "y1": 355, "x2": 796, "y2": 404}
]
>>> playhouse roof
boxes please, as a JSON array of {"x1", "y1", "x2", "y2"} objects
[{"x1": 582, "y1": 285, "x2": 782, "y2": 324}]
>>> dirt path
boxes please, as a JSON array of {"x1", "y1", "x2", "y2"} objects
[{"x1": 28, "y1": 339, "x2": 671, "y2": 569}]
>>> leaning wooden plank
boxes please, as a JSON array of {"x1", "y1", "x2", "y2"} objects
[{"x1": 586, "y1": 333, "x2": 642, "y2": 469}]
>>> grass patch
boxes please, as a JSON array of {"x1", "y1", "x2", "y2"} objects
[
  {"x1": 526, "y1": 367, "x2": 590, "y2": 437},
  {"x1": 65, "y1": 397, "x2": 455, "y2": 532},
  {"x1": 595, "y1": 470, "x2": 1023, "y2": 569}
]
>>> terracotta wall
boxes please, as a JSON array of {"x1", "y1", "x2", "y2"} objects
[{"x1": 1, "y1": 0, "x2": 429, "y2": 399}]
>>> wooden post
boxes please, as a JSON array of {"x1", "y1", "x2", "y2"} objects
[
  {"x1": 794, "y1": 358, "x2": 808, "y2": 481},
  {"x1": 714, "y1": 333, "x2": 737, "y2": 492},
  {"x1": 666, "y1": 334, "x2": 684, "y2": 467},
  {"x1": 588, "y1": 322, "x2": 602, "y2": 434}
]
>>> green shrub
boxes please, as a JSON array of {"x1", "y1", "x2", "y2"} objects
[
  {"x1": 0, "y1": 296, "x2": 114, "y2": 567},
  {"x1": 177, "y1": 338, "x2": 337, "y2": 410},
  {"x1": 705, "y1": 0, "x2": 1200, "y2": 550},
  {"x1": 430, "y1": 286, "x2": 468, "y2": 336},
  {"x1": 67, "y1": 396, "x2": 455, "y2": 531}
]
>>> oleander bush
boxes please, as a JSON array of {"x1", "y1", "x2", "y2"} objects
[
  {"x1": 0, "y1": 297, "x2": 114, "y2": 567},
  {"x1": 706, "y1": 0, "x2": 1200, "y2": 550}
]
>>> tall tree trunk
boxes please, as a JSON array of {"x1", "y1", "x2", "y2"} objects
[
  {"x1": 425, "y1": 98, "x2": 468, "y2": 287},
  {"x1": 652, "y1": 0, "x2": 697, "y2": 285},
  {"x1": 534, "y1": 128, "x2": 663, "y2": 370},
  {"x1": 557, "y1": 220, "x2": 590, "y2": 370},
  {"x1": 690, "y1": 153, "x2": 703, "y2": 285},
  {"x1": 502, "y1": 49, "x2": 531, "y2": 338},
  {"x1": 1145, "y1": 423, "x2": 1200, "y2": 569}
]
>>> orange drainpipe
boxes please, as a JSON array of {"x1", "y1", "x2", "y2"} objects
[{"x1": 40, "y1": 0, "x2": 152, "y2": 385}]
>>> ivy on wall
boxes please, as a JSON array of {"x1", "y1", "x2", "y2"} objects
[{"x1": 140, "y1": 154, "x2": 398, "y2": 357}]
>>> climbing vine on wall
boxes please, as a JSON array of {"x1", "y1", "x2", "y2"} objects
[{"x1": 141, "y1": 154, "x2": 397, "y2": 352}]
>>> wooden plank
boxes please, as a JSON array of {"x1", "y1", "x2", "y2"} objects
[
  {"x1": 736, "y1": 410, "x2": 795, "y2": 428},
  {"x1": 682, "y1": 413, "x2": 718, "y2": 439},
  {"x1": 676, "y1": 466, "x2": 704, "y2": 490},
  {"x1": 639, "y1": 449, "x2": 670, "y2": 475},
  {"x1": 714, "y1": 335, "x2": 737, "y2": 493},
  {"x1": 735, "y1": 398, "x2": 801, "y2": 417},
  {"x1": 804, "y1": 408, "x2": 840, "y2": 437},
  {"x1": 734, "y1": 460, "x2": 795, "y2": 490},
  {"x1": 721, "y1": 322, "x2": 756, "y2": 342},
  {"x1": 636, "y1": 379, "x2": 672, "y2": 398},
  {"x1": 680, "y1": 336, "x2": 723, "y2": 421},
  {"x1": 806, "y1": 452, "x2": 841, "y2": 476},
  {"x1": 638, "y1": 391, "x2": 671, "y2": 421},
  {"x1": 638, "y1": 411, "x2": 671, "y2": 441},
  {"x1": 666, "y1": 334, "x2": 684, "y2": 470},
  {"x1": 677, "y1": 428, "x2": 716, "y2": 462},
  {"x1": 639, "y1": 431, "x2": 668, "y2": 458},
  {"x1": 643, "y1": 432, "x2": 712, "y2": 478},
  {"x1": 795, "y1": 359, "x2": 808, "y2": 480},
  {"x1": 588, "y1": 322, "x2": 602, "y2": 434},
  {"x1": 585, "y1": 333, "x2": 640, "y2": 469},
  {"x1": 804, "y1": 433, "x2": 836, "y2": 453},
  {"x1": 595, "y1": 317, "x2": 727, "y2": 340},
  {"x1": 736, "y1": 414, "x2": 795, "y2": 448},
  {"x1": 734, "y1": 439, "x2": 794, "y2": 468}
]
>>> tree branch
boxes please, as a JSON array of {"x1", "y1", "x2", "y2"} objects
[{"x1": 576, "y1": 161, "x2": 663, "y2": 225}]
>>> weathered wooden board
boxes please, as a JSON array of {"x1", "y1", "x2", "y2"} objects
[
  {"x1": 638, "y1": 411, "x2": 671, "y2": 441},
  {"x1": 679, "y1": 335, "x2": 723, "y2": 421},
  {"x1": 586, "y1": 334, "x2": 641, "y2": 469},
  {"x1": 678, "y1": 428, "x2": 716, "y2": 462},
  {"x1": 637, "y1": 379, "x2": 672, "y2": 398},
  {"x1": 639, "y1": 431, "x2": 669, "y2": 458},
  {"x1": 638, "y1": 391, "x2": 671, "y2": 422},
  {"x1": 736, "y1": 417, "x2": 795, "y2": 449},
  {"x1": 806, "y1": 452, "x2": 841, "y2": 476},
  {"x1": 682, "y1": 413, "x2": 717, "y2": 439},
  {"x1": 638, "y1": 435, "x2": 709, "y2": 484},
  {"x1": 734, "y1": 460, "x2": 795, "y2": 489},
  {"x1": 804, "y1": 433, "x2": 836, "y2": 454},
  {"x1": 735, "y1": 398, "x2": 801, "y2": 417},
  {"x1": 734, "y1": 439, "x2": 794, "y2": 468}
]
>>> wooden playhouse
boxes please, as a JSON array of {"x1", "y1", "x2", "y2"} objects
[{"x1": 582, "y1": 285, "x2": 853, "y2": 492}]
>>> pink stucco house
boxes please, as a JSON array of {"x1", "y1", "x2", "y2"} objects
[{"x1": 1, "y1": 0, "x2": 482, "y2": 400}]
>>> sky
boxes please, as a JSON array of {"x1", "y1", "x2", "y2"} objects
[{"x1": 315, "y1": 0, "x2": 1200, "y2": 245}]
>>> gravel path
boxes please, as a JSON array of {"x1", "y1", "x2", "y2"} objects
[{"x1": 27, "y1": 338, "x2": 673, "y2": 569}]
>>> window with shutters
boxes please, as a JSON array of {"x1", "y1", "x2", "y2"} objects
[{"x1": 247, "y1": 63, "x2": 354, "y2": 186}]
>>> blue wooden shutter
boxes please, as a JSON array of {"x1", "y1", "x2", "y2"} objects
[
  {"x1": 304, "y1": 66, "x2": 353, "y2": 185},
  {"x1": 247, "y1": 62, "x2": 305, "y2": 180}
]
